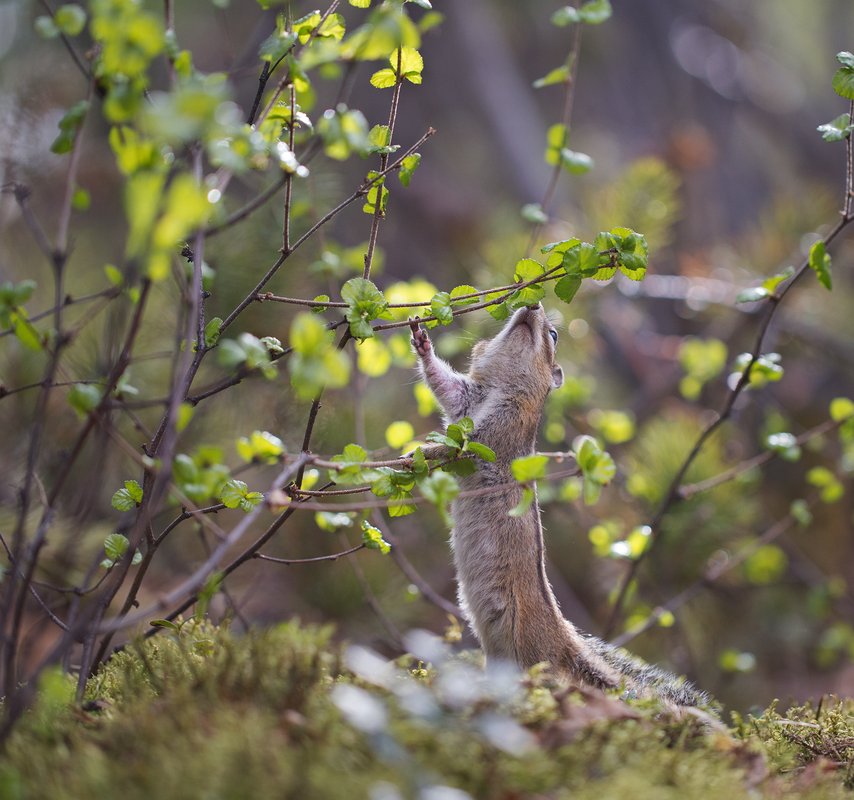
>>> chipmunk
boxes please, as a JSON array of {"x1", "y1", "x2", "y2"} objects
[{"x1": 410, "y1": 304, "x2": 707, "y2": 708}]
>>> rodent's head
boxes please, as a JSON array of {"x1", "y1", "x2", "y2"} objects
[{"x1": 469, "y1": 305, "x2": 564, "y2": 400}]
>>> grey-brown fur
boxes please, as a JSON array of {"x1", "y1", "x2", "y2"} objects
[{"x1": 411, "y1": 305, "x2": 708, "y2": 708}]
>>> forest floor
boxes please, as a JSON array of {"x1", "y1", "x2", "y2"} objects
[{"x1": 0, "y1": 621, "x2": 852, "y2": 799}]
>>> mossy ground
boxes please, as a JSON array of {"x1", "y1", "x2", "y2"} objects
[{"x1": 0, "y1": 622, "x2": 851, "y2": 800}]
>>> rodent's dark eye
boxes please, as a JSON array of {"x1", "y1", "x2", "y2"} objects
[{"x1": 549, "y1": 329, "x2": 558, "y2": 344}]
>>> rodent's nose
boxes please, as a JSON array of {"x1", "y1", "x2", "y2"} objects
[{"x1": 527, "y1": 303, "x2": 543, "y2": 311}]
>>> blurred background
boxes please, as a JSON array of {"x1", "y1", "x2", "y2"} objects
[{"x1": 1, "y1": 0, "x2": 853, "y2": 712}]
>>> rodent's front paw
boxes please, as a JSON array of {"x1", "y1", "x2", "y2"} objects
[{"x1": 409, "y1": 317, "x2": 431, "y2": 357}]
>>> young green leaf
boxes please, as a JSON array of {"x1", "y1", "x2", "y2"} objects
[
  {"x1": 398, "y1": 153, "x2": 421, "y2": 186},
  {"x1": 817, "y1": 113, "x2": 854, "y2": 142},
  {"x1": 832, "y1": 52, "x2": 854, "y2": 100},
  {"x1": 511, "y1": 454, "x2": 549, "y2": 482},
  {"x1": 361, "y1": 520, "x2": 391, "y2": 553},
  {"x1": 509, "y1": 487, "x2": 535, "y2": 517},
  {"x1": 533, "y1": 64, "x2": 570, "y2": 89},
  {"x1": 809, "y1": 240, "x2": 832, "y2": 290},
  {"x1": 112, "y1": 480, "x2": 144, "y2": 511},
  {"x1": 430, "y1": 291, "x2": 453, "y2": 325},
  {"x1": 465, "y1": 441, "x2": 496, "y2": 462}
]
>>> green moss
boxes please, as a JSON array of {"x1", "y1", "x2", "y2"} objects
[{"x1": 1, "y1": 623, "x2": 852, "y2": 799}]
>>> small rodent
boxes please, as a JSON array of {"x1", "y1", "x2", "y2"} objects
[{"x1": 410, "y1": 304, "x2": 707, "y2": 708}]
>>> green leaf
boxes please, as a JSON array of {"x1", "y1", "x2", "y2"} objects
[
  {"x1": 51, "y1": 100, "x2": 89, "y2": 154},
  {"x1": 219, "y1": 479, "x2": 261, "y2": 512},
  {"x1": 563, "y1": 242, "x2": 600, "y2": 275},
  {"x1": 398, "y1": 153, "x2": 421, "y2": 186},
  {"x1": 817, "y1": 113, "x2": 854, "y2": 142},
  {"x1": 790, "y1": 499, "x2": 813, "y2": 527},
  {"x1": 68, "y1": 383, "x2": 102, "y2": 417},
  {"x1": 533, "y1": 64, "x2": 570, "y2": 89},
  {"x1": 387, "y1": 490, "x2": 416, "y2": 517},
  {"x1": 544, "y1": 123, "x2": 567, "y2": 165},
  {"x1": 809, "y1": 240, "x2": 832, "y2": 290},
  {"x1": 366, "y1": 124, "x2": 397, "y2": 155},
  {"x1": 342, "y1": 277, "x2": 390, "y2": 340},
  {"x1": 420, "y1": 470, "x2": 460, "y2": 505},
  {"x1": 444, "y1": 423, "x2": 466, "y2": 446},
  {"x1": 830, "y1": 397, "x2": 854, "y2": 422},
  {"x1": 149, "y1": 619, "x2": 181, "y2": 632},
  {"x1": 449, "y1": 285, "x2": 478, "y2": 306},
  {"x1": 236, "y1": 430, "x2": 285, "y2": 463},
  {"x1": 573, "y1": 435, "x2": 600, "y2": 470},
  {"x1": 465, "y1": 441, "x2": 496, "y2": 462},
  {"x1": 762, "y1": 266, "x2": 795, "y2": 293},
  {"x1": 456, "y1": 417, "x2": 474, "y2": 435},
  {"x1": 259, "y1": 27, "x2": 297, "y2": 62},
  {"x1": 807, "y1": 466, "x2": 844, "y2": 503},
  {"x1": 361, "y1": 520, "x2": 391, "y2": 553},
  {"x1": 521, "y1": 203, "x2": 548, "y2": 224},
  {"x1": 514, "y1": 258, "x2": 545, "y2": 283},
  {"x1": 485, "y1": 290, "x2": 510, "y2": 321},
  {"x1": 430, "y1": 292, "x2": 453, "y2": 325},
  {"x1": 54, "y1": 4, "x2": 87, "y2": 36},
  {"x1": 349, "y1": 0, "x2": 371, "y2": 6},
  {"x1": 104, "y1": 533, "x2": 129, "y2": 561},
  {"x1": 511, "y1": 454, "x2": 548, "y2": 482},
  {"x1": 509, "y1": 487, "x2": 534, "y2": 516},
  {"x1": 290, "y1": 313, "x2": 351, "y2": 398},
  {"x1": 832, "y1": 61, "x2": 854, "y2": 100},
  {"x1": 71, "y1": 187, "x2": 90, "y2": 210},
  {"x1": 12, "y1": 314, "x2": 42, "y2": 350},
  {"x1": 560, "y1": 148, "x2": 594, "y2": 174},
  {"x1": 370, "y1": 68, "x2": 397, "y2": 88},
  {"x1": 765, "y1": 432, "x2": 801, "y2": 462},
  {"x1": 112, "y1": 480, "x2": 143, "y2": 511},
  {"x1": 577, "y1": 0, "x2": 612, "y2": 24},
  {"x1": 204, "y1": 318, "x2": 223, "y2": 348},
  {"x1": 371, "y1": 47, "x2": 423, "y2": 88},
  {"x1": 838, "y1": 51, "x2": 854, "y2": 69},
  {"x1": 35, "y1": 15, "x2": 61, "y2": 38},
  {"x1": 554, "y1": 275, "x2": 582, "y2": 304},
  {"x1": 735, "y1": 286, "x2": 770, "y2": 304},
  {"x1": 425, "y1": 432, "x2": 461, "y2": 450}
]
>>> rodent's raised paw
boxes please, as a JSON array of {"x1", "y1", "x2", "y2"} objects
[{"x1": 409, "y1": 317, "x2": 431, "y2": 357}]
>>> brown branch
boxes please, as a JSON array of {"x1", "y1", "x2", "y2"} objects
[
  {"x1": 255, "y1": 543, "x2": 365, "y2": 565},
  {"x1": 525, "y1": 18, "x2": 583, "y2": 253},
  {"x1": 215, "y1": 128, "x2": 435, "y2": 336},
  {"x1": 679, "y1": 418, "x2": 842, "y2": 500}
]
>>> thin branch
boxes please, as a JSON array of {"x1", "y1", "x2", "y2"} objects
[
  {"x1": 255, "y1": 543, "x2": 365, "y2": 564},
  {"x1": 363, "y1": 48, "x2": 404, "y2": 279},
  {"x1": 525, "y1": 20, "x2": 582, "y2": 253},
  {"x1": 216, "y1": 128, "x2": 435, "y2": 336},
  {"x1": 679, "y1": 417, "x2": 841, "y2": 500},
  {"x1": 96, "y1": 455, "x2": 311, "y2": 635}
]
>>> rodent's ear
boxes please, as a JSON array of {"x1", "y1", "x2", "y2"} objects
[{"x1": 551, "y1": 365, "x2": 564, "y2": 389}]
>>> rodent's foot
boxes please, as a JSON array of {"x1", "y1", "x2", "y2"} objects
[{"x1": 409, "y1": 317, "x2": 431, "y2": 357}]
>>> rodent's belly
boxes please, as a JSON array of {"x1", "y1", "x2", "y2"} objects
[{"x1": 450, "y1": 494, "x2": 541, "y2": 659}]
